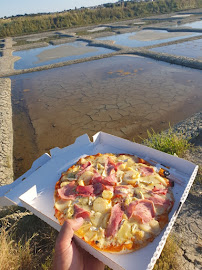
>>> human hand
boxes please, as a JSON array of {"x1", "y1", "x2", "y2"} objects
[{"x1": 53, "y1": 218, "x2": 105, "y2": 270}]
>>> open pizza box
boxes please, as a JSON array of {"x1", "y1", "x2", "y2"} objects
[{"x1": 0, "y1": 132, "x2": 198, "y2": 270}]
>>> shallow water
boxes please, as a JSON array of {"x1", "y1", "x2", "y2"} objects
[
  {"x1": 13, "y1": 41, "x2": 114, "y2": 70},
  {"x1": 96, "y1": 30, "x2": 200, "y2": 47},
  {"x1": 177, "y1": 20, "x2": 202, "y2": 29},
  {"x1": 151, "y1": 38, "x2": 202, "y2": 60},
  {"x1": 11, "y1": 55, "x2": 202, "y2": 178}
]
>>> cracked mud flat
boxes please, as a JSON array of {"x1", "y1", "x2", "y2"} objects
[{"x1": 11, "y1": 55, "x2": 202, "y2": 178}]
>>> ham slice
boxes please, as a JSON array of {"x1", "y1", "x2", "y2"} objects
[
  {"x1": 91, "y1": 172, "x2": 117, "y2": 186},
  {"x1": 74, "y1": 204, "x2": 90, "y2": 219},
  {"x1": 105, "y1": 203, "x2": 124, "y2": 238},
  {"x1": 152, "y1": 187, "x2": 168, "y2": 195},
  {"x1": 77, "y1": 161, "x2": 91, "y2": 178},
  {"x1": 127, "y1": 199, "x2": 156, "y2": 223},
  {"x1": 114, "y1": 185, "x2": 129, "y2": 197},
  {"x1": 102, "y1": 173, "x2": 117, "y2": 186},
  {"x1": 139, "y1": 166, "x2": 154, "y2": 176},
  {"x1": 76, "y1": 185, "x2": 94, "y2": 197},
  {"x1": 93, "y1": 182, "x2": 104, "y2": 195},
  {"x1": 105, "y1": 157, "x2": 122, "y2": 175},
  {"x1": 58, "y1": 181, "x2": 76, "y2": 200},
  {"x1": 91, "y1": 172, "x2": 103, "y2": 184},
  {"x1": 149, "y1": 194, "x2": 171, "y2": 209}
]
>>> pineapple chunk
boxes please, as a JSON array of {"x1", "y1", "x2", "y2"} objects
[
  {"x1": 139, "y1": 224, "x2": 151, "y2": 233},
  {"x1": 78, "y1": 180, "x2": 84, "y2": 186},
  {"x1": 60, "y1": 181, "x2": 70, "y2": 187},
  {"x1": 93, "y1": 197, "x2": 111, "y2": 213},
  {"x1": 97, "y1": 163, "x2": 104, "y2": 170},
  {"x1": 134, "y1": 230, "x2": 145, "y2": 241},
  {"x1": 149, "y1": 219, "x2": 160, "y2": 234},
  {"x1": 117, "y1": 221, "x2": 133, "y2": 244},
  {"x1": 131, "y1": 223, "x2": 138, "y2": 235},
  {"x1": 102, "y1": 190, "x2": 113, "y2": 199},
  {"x1": 76, "y1": 223, "x2": 91, "y2": 235},
  {"x1": 102, "y1": 212, "x2": 110, "y2": 228},
  {"x1": 126, "y1": 158, "x2": 136, "y2": 167},
  {"x1": 90, "y1": 212, "x2": 102, "y2": 227},
  {"x1": 119, "y1": 163, "x2": 126, "y2": 170},
  {"x1": 84, "y1": 230, "x2": 97, "y2": 242},
  {"x1": 55, "y1": 200, "x2": 72, "y2": 212},
  {"x1": 72, "y1": 166, "x2": 80, "y2": 173},
  {"x1": 66, "y1": 206, "x2": 74, "y2": 219},
  {"x1": 123, "y1": 170, "x2": 140, "y2": 184}
]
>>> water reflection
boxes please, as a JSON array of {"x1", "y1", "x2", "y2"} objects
[
  {"x1": 177, "y1": 20, "x2": 202, "y2": 29},
  {"x1": 151, "y1": 39, "x2": 202, "y2": 60},
  {"x1": 96, "y1": 30, "x2": 200, "y2": 47},
  {"x1": 13, "y1": 41, "x2": 114, "y2": 69},
  {"x1": 11, "y1": 55, "x2": 202, "y2": 177}
]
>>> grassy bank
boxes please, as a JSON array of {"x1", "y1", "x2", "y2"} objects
[{"x1": 1, "y1": 0, "x2": 202, "y2": 38}]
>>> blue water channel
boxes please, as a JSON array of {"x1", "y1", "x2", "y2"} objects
[
  {"x1": 178, "y1": 20, "x2": 202, "y2": 29},
  {"x1": 13, "y1": 41, "x2": 115, "y2": 70},
  {"x1": 96, "y1": 30, "x2": 201, "y2": 47},
  {"x1": 151, "y1": 38, "x2": 202, "y2": 60}
]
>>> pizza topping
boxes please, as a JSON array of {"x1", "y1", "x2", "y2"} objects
[
  {"x1": 102, "y1": 189, "x2": 114, "y2": 199},
  {"x1": 93, "y1": 197, "x2": 111, "y2": 213},
  {"x1": 127, "y1": 199, "x2": 156, "y2": 224},
  {"x1": 152, "y1": 187, "x2": 168, "y2": 195},
  {"x1": 57, "y1": 181, "x2": 76, "y2": 200},
  {"x1": 149, "y1": 194, "x2": 171, "y2": 210},
  {"x1": 76, "y1": 185, "x2": 94, "y2": 197},
  {"x1": 90, "y1": 211, "x2": 103, "y2": 227},
  {"x1": 91, "y1": 172, "x2": 103, "y2": 184},
  {"x1": 74, "y1": 204, "x2": 90, "y2": 219},
  {"x1": 138, "y1": 166, "x2": 154, "y2": 176},
  {"x1": 114, "y1": 185, "x2": 130, "y2": 197},
  {"x1": 105, "y1": 157, "x2": 123, "y2": 176},
  {"x1": 77, "y1": 161, "x2": 92, "y2": 178},
  {"x1": 93, "y1": 182, "x2": 104, "y2": 195},
  {"x1": 54, "y1": 153, "x2": 175, "y2": 253},
  {"x1": 105, "y1": 203, "x2": 124, "y2": 238},
  {"x1": 102, "y1": 173, "x2": 117, "y2": 186}
]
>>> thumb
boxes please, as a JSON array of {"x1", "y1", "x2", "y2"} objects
[{"x1": 55, "y1": 218, "x2": 84, "y2": 252}]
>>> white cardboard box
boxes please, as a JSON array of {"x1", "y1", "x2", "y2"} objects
[{"x1": 0, "y1": 132, "x2": 198, "y2": 270}]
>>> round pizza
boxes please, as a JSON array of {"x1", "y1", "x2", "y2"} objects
[{"x1": 54, "y1": 153, "x2": 174, "y2": 253}]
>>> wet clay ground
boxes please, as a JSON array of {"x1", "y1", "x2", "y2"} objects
[{"x1": 11, "y1": 55, "x2": 202, "y2": 178}]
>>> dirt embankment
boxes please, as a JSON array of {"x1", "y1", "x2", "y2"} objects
[{"x1": 0, "y1": 78, "x2": 13, "y2": 186}]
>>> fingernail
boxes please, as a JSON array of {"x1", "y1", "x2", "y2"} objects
[{"x1": 76, "y1": 217, "x2": 83, "y2": 222}]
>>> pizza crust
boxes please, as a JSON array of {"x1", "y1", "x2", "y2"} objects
[{"x1": 54, "y1": 153, "x2": 174, "y2": 253}]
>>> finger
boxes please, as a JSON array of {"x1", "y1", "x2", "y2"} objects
[
  {"x1": 68, "y1": 217, "x2": 84, "y2": 231},
  {"x1": 82, "y1": 249, "x2": 105, "y2": 270},
  {"x1": 56, "y1": 218, "x2": 84, "y2": 251}
]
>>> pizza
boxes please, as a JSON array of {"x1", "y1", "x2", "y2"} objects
[{"x1": 54, "y1": 153, "x2": 174, "y2": 253}]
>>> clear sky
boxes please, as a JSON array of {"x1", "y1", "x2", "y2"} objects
[{"x1": 1, "y1": 0, "x2": 119, "y2": 18}]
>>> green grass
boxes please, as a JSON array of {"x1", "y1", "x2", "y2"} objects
[{"x1": 141, "y1": 126, "x2": 192, "y2": 157}]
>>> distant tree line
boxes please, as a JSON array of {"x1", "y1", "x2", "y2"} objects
[{"x1": 0, "y1": 0, "x2": 202, "y2": 38}]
